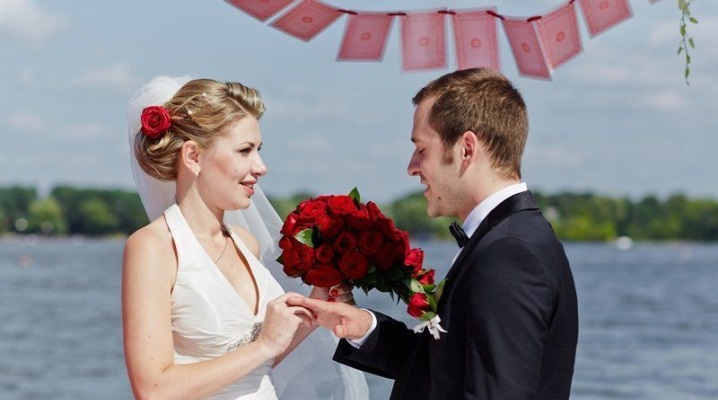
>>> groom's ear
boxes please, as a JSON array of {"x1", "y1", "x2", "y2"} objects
[
  {"x1": 460, "y1": 131, "x2": 478, "y2": 164},
  {"x1": 180, "y1": 140, "x2": 202, "y2": 172}
]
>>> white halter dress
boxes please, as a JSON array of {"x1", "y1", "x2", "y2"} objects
[{"x1": 165, "y1": 204, "x2": 283, "y2": 400}]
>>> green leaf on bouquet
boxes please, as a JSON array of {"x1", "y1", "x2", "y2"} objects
[
  {"x1": 275, "y1": 254, "x2": 284, "y2": 264},
  {"x1": 375, "y1": 276, "x2": 391, "y2": 293},
  {"x1": 367, "y1": 265, "x2": 377, "y2": 274},
  {"x1": 386, "y1": 267, "x2": 404, "y2": 281},
  {"x1": 360, "y1": 271, "x2": 377, "y2": 286},
  {"x1": 294, "y1": 228, "x2": 316, "y2": 248},
  {"x1": 434, "y1": 279, "x2": 447, "y2": 303},
  {"x1": 419, "y1": 311, "x2": 436, "y2": 322},
  {"x1": 409, "y1": 279, "x2": 426, "y2": 294},
  {"x1": 422, "y1": 283, "x2": 436, "y2": 293},
  {"x1": 427, "y1": 294, "x2": 437, "y2": 312},
  {"x1": 401, "y1": 277, "x2": 412, "y2": 289},
  {"x1": 349, "y1": 187, "x2": 361, "y2": 203}
]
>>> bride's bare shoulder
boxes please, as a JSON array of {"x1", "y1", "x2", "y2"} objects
[{"x1": 124, "y1": 217, "x2": 174, "y2": 260}]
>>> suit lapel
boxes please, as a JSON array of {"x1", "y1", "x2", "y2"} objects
[{"x1": 441, "y1": 191, "x2": 539, "y2": 290}]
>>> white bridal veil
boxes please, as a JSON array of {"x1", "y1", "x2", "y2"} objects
[{"x1": 127, "y1": 76, "x2": 369, "y2": 400}]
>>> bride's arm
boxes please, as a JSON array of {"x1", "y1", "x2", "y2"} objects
[{"x1": 122, "y1": 225, "x2": 304, "y2": 400}]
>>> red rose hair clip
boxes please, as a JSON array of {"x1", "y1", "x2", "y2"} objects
[{"x1": 140, "y1": 105, "x2": 172, "y2": 139}]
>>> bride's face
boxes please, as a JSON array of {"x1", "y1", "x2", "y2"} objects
[{"x1": 198, "y1": 116, "x2": 267, "y2": 211}]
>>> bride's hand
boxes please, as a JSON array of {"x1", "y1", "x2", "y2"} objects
[
  {"x1": 310, "y1": 284, "x2": 356, "y2": 306},
  {"x1": 255, "y1": 292, "x2": 314, "y2": 357}
]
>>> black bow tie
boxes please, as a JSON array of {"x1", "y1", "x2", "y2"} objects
[{"x1": 449, "y1": 221, "x2": 469, "y2": 248}]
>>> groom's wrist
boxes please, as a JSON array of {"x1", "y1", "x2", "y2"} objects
[{"x1": 347, "y1": 309, "x2": 377, "y2": 348}]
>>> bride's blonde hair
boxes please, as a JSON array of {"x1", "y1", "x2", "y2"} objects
[{"x1": 134, "y1": 79, "x2": 265, "y2": 181}]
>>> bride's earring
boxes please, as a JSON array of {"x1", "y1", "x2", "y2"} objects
[{"x1": 194, "y1": 169, "x2": 200, "y2": 178}]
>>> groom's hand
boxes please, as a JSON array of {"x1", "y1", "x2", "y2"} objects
[{"x1": 286, "y1": 297, "x2": 372, "y2": 340}]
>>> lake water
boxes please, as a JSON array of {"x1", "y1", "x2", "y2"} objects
[{"x1": 1, "y1": 237, "x2": 717, "y2": 399}]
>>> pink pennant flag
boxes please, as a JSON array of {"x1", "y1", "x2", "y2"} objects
[
  {"x1": 224, "y1": 0, "x2": 297, "y2": 22},
  {"x1": 451, "y1": 9, "x2": 500, "y2": 71},
  {"x1": 535, "y1": 1, "x2": 582, "y2": 70},
  {"x1": 401, "y1": 11, "x2": 447, "y2": 72},
  {"x1": 578, "y1": 0, "x2": 633, "y2": 37},
  {"x1": 501, "y1": 16, "x2": 551, "y2": 80},
  {"x1": 337, "y1": 12, "x2": 394, "y2": 61},
  {"x1": 271, "y1": 0, "x2": 342, "y2": 42}
]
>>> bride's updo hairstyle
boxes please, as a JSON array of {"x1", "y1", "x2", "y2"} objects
[{"x1": 134, "y1": 79, "x2": 265, "y2": 181}]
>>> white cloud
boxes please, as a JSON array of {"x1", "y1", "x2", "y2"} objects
[
  {"x1": 71, "y1": 63, "x2": 138, "y2": 90},
  {"x1": 5, "y1": 110, "x2": 46, "y2": 132},
  {"x1": 525, "y1": 145, "x2": 584, "y2": 167},
  {"x1": 58, "y1": 123, "x2": 108, "y2": 139},
  {"x1": 0, "y1": 0, "x2": 69, "y2": 46},
  {"x1": 642, "y1": 90, "x2": 687, "y2": 111},
  {"x1": 19, "y1": 68, "x2": 34, "y2": 85}
]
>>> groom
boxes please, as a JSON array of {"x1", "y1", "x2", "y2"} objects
[{"x1": 290, "y1": 68, "x2": 578, "y2": 399}]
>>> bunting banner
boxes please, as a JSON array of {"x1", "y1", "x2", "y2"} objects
[
  {"x1": 502, "y1": 16, "x2": 552, "y2": 80},
  {"x1": 271, "y1": 0, "x2": 342, "y2": 42},
  {"x1": 451, "y1": 8, "x2": 500, "y2": 71},
  {"x1": 225, "y1": 0, "x2": 295, "y2": 22},
  {"x1": 401, "y1": 10, "x2": 447, "y2": 72},
  {"x1": 337, "y1": 12, "x2": 394, "y2": 61},
  {"x1": 535, "y1": 1, "x2": 582, "y2": 70},
  {"x1": 223, "y1": 0, "x2": 661, "y2": 80},
  {"x1": 577, "y1": 0, "x2": 633, "y2": 37}
]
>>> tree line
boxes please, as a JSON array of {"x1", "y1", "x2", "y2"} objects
[{"x1": 1, "y1": 185, "x2": 717, "y2": 242}]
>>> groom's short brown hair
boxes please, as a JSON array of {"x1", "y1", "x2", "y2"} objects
[{"x1": 412, "y1": 68, "x2": 528, "y2": 180}]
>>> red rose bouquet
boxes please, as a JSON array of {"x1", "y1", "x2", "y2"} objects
[{"x1": 277, "y1": 188, "x2": 446, "y2": 334}]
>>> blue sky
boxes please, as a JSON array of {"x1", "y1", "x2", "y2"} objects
[{"x1": 1, "y1": 0, "x2": 716, "y2": 203}]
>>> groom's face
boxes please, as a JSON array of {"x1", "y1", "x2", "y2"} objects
[{"x1": 407, "y1": 98, "x2": 463, "y2": 218}]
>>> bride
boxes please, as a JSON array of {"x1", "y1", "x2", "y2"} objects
[{"x1": 122, "y1": 76, "x2": 368, "y2": 400}]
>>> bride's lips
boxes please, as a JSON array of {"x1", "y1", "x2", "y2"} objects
[{"x1": 240, "y1": 182, "x2": 255, "y2": 196}]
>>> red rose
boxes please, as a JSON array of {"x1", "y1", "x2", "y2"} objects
[
  {"x1": 140, "y1": 106, "x2": 172, "y2": 139},
  {"x1": 395, "y1": 230, "x2": 410, "y2": 258},
  {"x1": 375, "y1": 242, "x2": 399, "y2": 270},
  {"x1": 304, "y1": 264, "x2": 344, "y2": 288},
  {"x1": 283, "y1": 240, "x2": 315, "y2": 271},
  {"x1": 405, "y1": 248, "x2": 424, "y2": 273},
  {"x1": 338, "y1": 251, "x2": 369, "y2": 280},
  {"x1": 278, "y1": 236, "x2": 293, "y2": 251},
  {"x1": 365, "y1": 201, "x2": 385, "y2": 220},
  {"x1": 348, "y1": 208, "x2": 374, "y2": 231},
  {"x1": 280, "y1": 212, "x2": 300, "y2": 235},
  {"x1": 415, "y1": 269, "x2": 435, "y2": 285},
  {"x1": 407, "y1": 292, "x2": 430, "y2": 318},
  {"x1": 327, "y1": 195, "x2": 357, "y2": 216},
  {"x1": 377, "y1": 217, "x2": 399, "y2": 240},
  {"x1": 315, "y1": 244, "x2": 335, "y2": 264},
  {"x1": 281, "y1": 238, "x2": 313, "y2": 277},
  {"x1": 298, "y1": 199, "x2": 327, "y2": 223},
  {"x1": 316, "y1": 214, "x2": 344, "y2": 239},
  {"x1": 283, "y1": 261, "x2": 310, "y2": 278},
  {"x1": 358, "y1": 231, "x2": 383, "y2": 255},
  {"x1": 333, "y1": 231, "x2": 357, "y2": 254}
]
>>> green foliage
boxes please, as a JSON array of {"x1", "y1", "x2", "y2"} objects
[
  {"x1": 0, "y1": 186, "x2": 37, "y2": 233},
  {"x1": 51, "y1": 186, "x2": 147, "y2": 236},
  {"x1": 678, "y1": 0, "x2": 698, "y2": 85},
  {"x1": 27, "y1": 198, "x2": 67, "y2": 235},
  {"x1": 535, "y1": 190, "x2": 718, "y2": 242},
  {"x1": 2, "y1": 185, "x2": 718, "y2": 241},
  {"x1": 383, "y1": 191, "x2": 455, "y2": 239},
  {"x1": 77, "y1": 198, "x2": 119, "y2": 235}
]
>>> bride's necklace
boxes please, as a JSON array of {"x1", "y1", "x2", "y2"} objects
[{"x1": 214, "y1": 229, "x2": 230, "y2": 264}]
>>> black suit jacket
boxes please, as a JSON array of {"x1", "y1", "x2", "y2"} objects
[{"x1": 334, "y1": 191, "x2": 579, "y2": 399}]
